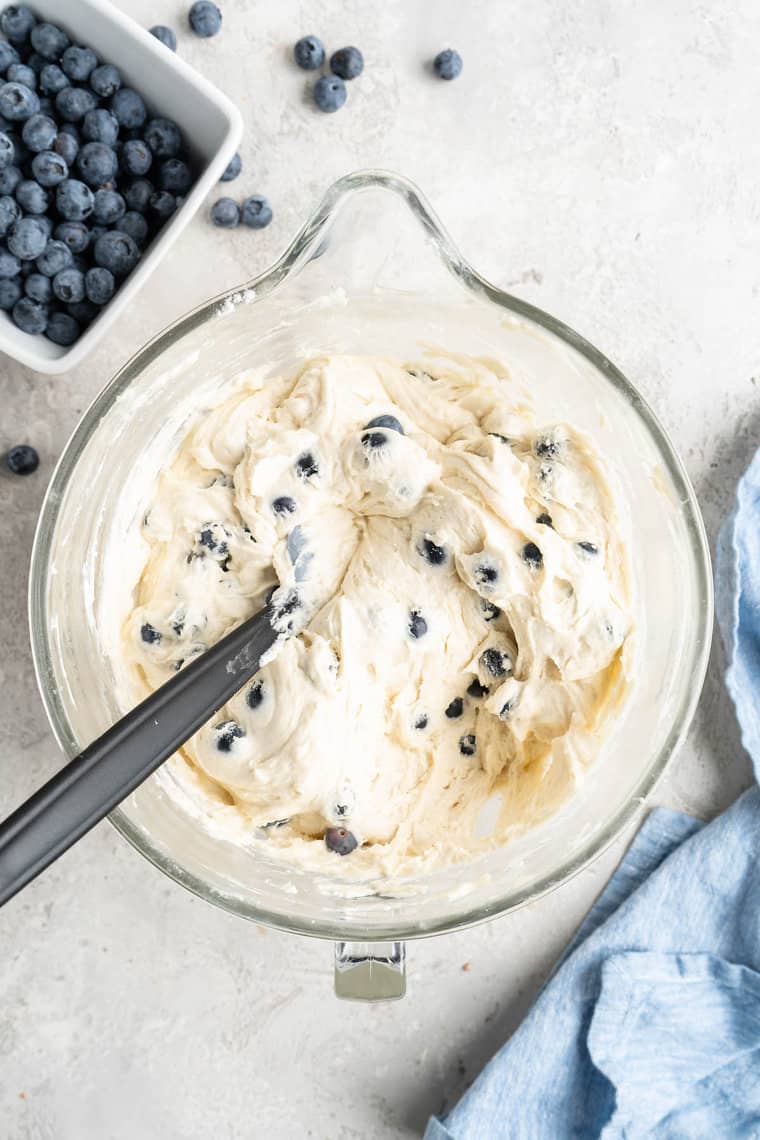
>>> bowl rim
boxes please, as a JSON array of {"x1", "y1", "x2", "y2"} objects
[{"x1": 28, "y1": 169, "x2": 714, "y2": 941}]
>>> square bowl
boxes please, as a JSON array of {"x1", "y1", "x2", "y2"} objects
[{"x1": 0, "y1": 0, "x2": 242, "y2": 375}]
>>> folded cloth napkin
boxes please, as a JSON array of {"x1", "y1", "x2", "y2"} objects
[{"x1": 425, "y1": 448, "x2": 760, "y2": 1140}]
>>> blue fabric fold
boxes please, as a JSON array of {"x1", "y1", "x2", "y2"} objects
[{"x1": 425, "y1": 449, "x2": 760, "y2": 1140}]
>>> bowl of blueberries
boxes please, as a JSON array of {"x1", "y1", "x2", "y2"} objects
[{"x1": 0, "y1": 0, "x2": 241, "y2": 373}]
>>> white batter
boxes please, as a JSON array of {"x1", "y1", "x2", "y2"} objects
[{"x1": 124, "y1": 354, "x2": 632, "y2": 876}]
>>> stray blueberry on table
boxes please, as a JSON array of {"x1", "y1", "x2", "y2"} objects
[
  {"x1": 408, "y1": 609, "x2": 428, "y2": 639},
  {"x1": 0, "y1": 247, "x2": 20, "y2": 277},
  {"x1": 55, "y1": 87, "x2": 96, "y2": 124},
  {"x1": 125, "y1": 177, "x2": 154, "y2": 212},
  {"x1": 16, "y1": 178, "x2": 48, "y2": 214},
  {"x1": 90, "y1": 63, "x2": 121, "y2": 99},
  {"x1": 36, "y1": 238, "x2": 72, "y2": 276},
  {"x1": 0, "y1": 81, "x2": 39, "y2": 122},
  {"x1": 110, "y1": 88, "x2": 146, "y2": 130},
  {"x1": 31, "y1": 151, "x2": 68, "y2": 187},
  {"x1": 364, "y1": 414, "x2": 404, "y2": 435},
  {"x1": 39, "y1": 64, "x2": 69, "y2": 97},
  {"x1": 522, "y1": 542, "x2": 543, "y2": 569},
  {"x1": 294, "y1": 35, "x2": 324, "y2": 71},
  {"x1": 149, "y1": 190, "x2": 177, "y2": 222},
  {"x1": 361, "y1": 430, "x2": 388, "y2": 450},
  {"x1": 536, "y1": 512, "x2": 553, "y2": 527},
  {"x1": 158, "y1": 158, "x2": 192, "y2": 194},
  {"x1": 445, "y1": 697, "x2": 464, "y2": 719},
  {"x1": 220, "y1": 151, "x2": 241, "y2": 182},
  {"x1": 467, "y1": 678, "x2": 489, "y2": 699},
  {"x1": 0, "y1": 277, "x2": 21, "y2": 308},
  {"x1": 330, "y1": 47, "x2": 363, "y2": 80},
  {"x1": 272, "y1": 495, "x2": 297, "y2": 516},
  {"x1": 46, "y1": 311, "x2": 79, "y2": 345},
  {"x1": 114, "y1": 210, "x2": 148, "y2": 247},
  {"x1": 0, "y1": 193, "x2": 20, "y2": 236},
  {"x1": 481, "y1": 648, "x2": 508, "y2": 678},
  {"x1": 577, "y1": 541, "x2": 599, "y2": 556},
  {"x1": 24, "y1": 272, "x2": 50, "y2": 303},
  {"x1": 94, "y1": 229, "x2": 139, "y2": 276},
  {"x1": 57, "y1": 178, "x2": 94, "y2": 221},
  {"x1": 150, "y1": 25, "x2": 177, "y2": 52},
  {"x1": 8, "y1": 215, "x2": 47, "y2": 259},
  {"x1": 241, "y1": 194, "x2": 272, "y2": 229},
  {"x1": 85, "y1": 266, "x2": 115, "y2": 305},
  {"x1": 214, "y1": 720, "x2": 245, "y2": 752},
  {"x1": 11, "y1": 295, "x2": 46, "y2": 333},
  {"x1": 433, "y1": 49, "x2": 463, "y2": 80},
  {"x1": 210, "y1": 196, "x2": 239, "y2": 227},
  {"x1": 61, "y1": 45, "x2": 98, "y2": 83},
  {"x1": 414, "y1": 713, "x2": 429, "y2": 730},
  {"x1": 30, "y1": 22, "x2": 70, "y2": 62},
  {"x1": 324, "y1": 826, "x2": 358, "y2": 856},
  {"x1": 247, "y1": 678, "x2": 265, "y2": 709},
  {"x1": 314, "y1": 75, "x2": 346, "y2": 114},
  {"x1": 189, "y1": 2, "x2": 222, "y2": 38},
  {"x1": 6, "y1": 443, "x2": 38, "y2": 474},
  {"x1": 1, "y1": 6, "x2": 36, "y2": 44},
  {"x1": 22, "y1": 112, "x2": 56, "y2": 153},
  {"x1": 0, "y1": 164, "x2": 22, "y2": 194},
  {"x1": 418, "y1": 537, "x2": 446, "y2": 565},
  {"x1": 295, "y1": 452, "x2": 318, "y2": 478},
  {"x1": 459, "y1": 734, "x2": 476, "y2": 756},
  {"x1": 7, "y1": 63, "x2": 36, "y2": 90}
]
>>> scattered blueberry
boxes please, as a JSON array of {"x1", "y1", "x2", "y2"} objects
[
  {"x1": 467, "y1": 678, "x2": 489, "y2": 699},
  {"x1": 408, "y1": 609, "x2": 428, "y2": 639},
  {"x1": 148, "y1": 190, "x2": 177, "y2": 222},
  {"x1": 214, "y1": 720, "x2": 245, "y2": 752},
  {"x1": 31, "y1": 150, "x2": 67, "y2": 187},
  {"x1": 295, "y1": 452, "x2": 318, "y2": 479},
  {"x1": 246, "y1": 678, "x2": 265, "y2": 709},
  {"x1": 11, "y1": 294, "x2": 46, "y2": 333},
  {"x1": 294, "y1": 35, "x2": 324, "y2": 71},
  {"x1": 324, "y1": 826, "x2": 358, "y2": 856},
  {"x1": 0, "y1": 276, "x2": 21, "y2": 307},
  {"x1": 459, "y1": 734, "x2": 476, "y2": 756},
  {"x1": 124, "y1": 177, "x2": 153, "y2": 212},
  {"x1": 364, "y1": 414, "x2": 404, "y2": 435},
  {"x1": 361, "y1": 430, "x2": 388, "y2": 450},
  {"x1": 114, "y1": 210, "x2": 148, "y2": 246},
  {"x1": 22, "y1": 112, "x2": 56, "y2": 152},
  {"x1": 189, "y1": 1, "x2": 222, "y2": 38},
  {"x1": 30, "y1": 22, "x2": 70, "y2": 62},
  {"x1": 330, "y1": 47, "x2": 363, "y2": 80},
  {"x1": 56, "y1": 178, "x2": 94, "y2": 221},
  {"x1": 272, "y1": 495, "x2": 296, "y2": 516},
  {"x1": 241, "y1": 194, "x2": 272, "y2": 229},
  {"x1": 210, "y1": 196, "x2": 239, "y2": 227},
  {"x1": 24, "y1": 271, "x2": 50, "y2": 303},
  {"x1": 90, "y1": 63, "x2": 121, "y2": 99},
  {"x1": 6, "y1": 63, "x2": 36, "y2": 90},
  {"x1": 150, "y1": 25, "x2": 177, "y2": 52},
  {"x1": 158, "y1": 158, "x2": 192, "y2": 194},
  {"x1": 121, "y1": 138, "x2": 151, "y2": 176},
  {"x1": 43, "y1": 233, "x2": 78, "y2": 267},
  {"x1": 0, "y1": 42, "x2": 19, "y2": 76},
  {"x1": 77, "y1": 141, "x2": 118, "y2": 187},
  {"x1": 94, "y1": 229, "x2": 139, "y2": 276},
  {"x1": 445, "y1": 697, "x2": 464, "y2": 719},
  {"x1": 577, "y1": 541, "x2": 599, "y2": 556},
  {"x1": 414, "y1": 713, "x2": 429, "y2": 730},
  {"x1": 39, "y1": 63, "x2": 68, "y2": 96},
  {"x1": 481, "y1": 648, "x2": 508, "y2": 678},
  {"x1": 0, "y1": 163, "x2": 21, "y2": 194},
  {"x1": 220, "y1": 151, "x2": 241, "y2": 182},
  {"x1": 522, "y1": 541, "x2": 543, "y2": 569},
  {"x1": 433, "y1": 49, "x2": 463, "y2": 80},
  {"x1": 15, "y1": 178, "x2": 47, "y2": 213},
  {"x1": 0, "y1": 193, "x2": 20, "y2": 235},
  {"x1": 1, "y1": 6, "x2": 36, "y2": 45},
  {"x1": 0, "y1": 246, "x2": 20, "y2": 276},
  {"x1": 6, "y1": 442, "x2": 39, "y2": 474},
  {"x1": 85, "y1": 265, "x2": 115, "y2": 305},
  {"x1": 0, "y1": 81, "x2": 39, "y2": 121},
  {"x1": 52, "y1": 266, "x2": 85, "y2": 303},
  {"x1": 45, "y1": 310, "x2": 79, "y2": 345},
  {"x1": 536, "y1": 513, "x2": 553, "y2": 527},
  {"x1": 7, "y1": 215, "x2": 47, "y2": 259},
  {"x1": 110, "y1": 88, "x2": 146, "y2": 130},
  {"x1": 418, "y1": 537, "x2": 446, "y2": 565},
  {"x1": 314, "y1": 75, "x2": 346, "y2": 113}
]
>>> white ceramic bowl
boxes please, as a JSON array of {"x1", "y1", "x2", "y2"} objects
[{"x1": 0, "y1": 0, "x2": 242, "y2": 374}]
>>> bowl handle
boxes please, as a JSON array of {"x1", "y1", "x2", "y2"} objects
[{"x1": 334, "y1": 941, "x2": 406, "y2": 1001}]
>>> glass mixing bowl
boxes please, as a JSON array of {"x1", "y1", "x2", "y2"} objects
[{"x1": 29, "y1": 171, "x2": 712, "y2": 1000}]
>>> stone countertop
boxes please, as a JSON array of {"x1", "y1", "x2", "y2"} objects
[{"x1": 0, "y1": 1, "x2": 756, "y2": 1137}]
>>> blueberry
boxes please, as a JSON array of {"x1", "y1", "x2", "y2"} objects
[
  {"x1": 210, "y1": 196, "x2": 239, "y2": 227},
  {"x1": 467, "y1": 678, "x2": 489, "y2": 698},
  {"x1": 114, "y1": 210, "x2": 148, "y2": 246},
  {"x1": 361, "y1": 430, "x2": 388, "y2": 450},
  {"x1": 30, "y1": 150, "x2": 67, "y2": 187},
  {"x1": 61, "y1": 45, "x2": 98, "y2": 83},
  {"x1": 66, "y1": 298, "x2": 98, "y2": 324},
  {"x1": 189, "y1": 2, "x2": 222, "y2": 38},
  {"x1": 56, "y1": 178, "x2": 94, "y2": 221},
  {"x1": 90, "y1": 63, "x2": 121, "y2": 98},
  {"x1": 481, "y1": 648, "x2": 508, "y2": 678},
  {"x1": 7, "y1": 215, "x2": 47, "y2": 259},
  {"x1": 124, "y1": 177, "x2": 154, "y2": 212},
  {"x1": 94, "y1": 229, "x2": 139, "y2": 276},
  {"x1": 0, "y1": 130, "x2": 13, "y2": 168},
  {"x1": 459, "y1": 734, "x2": 476, "y2": 756},
  {"x1": 144, "y1": 117, "x2": 182, "y2": 158},
  {"x1": 22, "y1": 112, "x2": 56, "y2": 152},
  {"x1": 92, "y1": 188, "x2": 125, "y2": 224},
  {"x1": 7, "y1": 63, "x2": 36, "y2": 90},
  {"x1": 39, "y1": 63, "x2": 68, "y2": 96},
  {"x1": 15, "y1": 178, "x2": 47, "y2": 213},
  {"x1": 294, "y1": 35, "x2": 324, "y2": 71},
  {"x1": 534, "y1": 436, "x2": 560, "y2": 459},
  {"x1": 56, "y1": 86, "x2": 96, "y2": 124},
  {"x1": 0, "y1": 81, "x2": 39, "y2": 121},
  {"x1": 330, "y1": 47, "x2": 363, "y2": 80},
  {"x1": 148, "y1": 190, "x2": 177, "y2": 222},
  {"x1": 0, "y1": 43, "x2": 20, "y2": 76},
  {"x1": 5, "y1": 130, "x2": 27, "y2": 165},
  {"x1": 35, "y1": 215, "x2": 53, "y2": 238},
  {"x1": 295, "y1": 452, "x2": 318, "y2": 479},
  {"x1": 26, "y1": 52, "x2": 46, "y2": 75},
  {"x1": 433, "y1": 49, "x2": 463, "y2": 80},
  {"x1": 48, "y1": 227, "x2": 83, "y2": 260},
  {"x1": 198, "y1": 524, "x2": 229, "y2": 556},
  {"x1": 220, "y1": 151, "x2": 241, "y2": 181},
  {"x1": 82, "y1": 108, "x2": 119, "y2": 147},
  {"x1": 1, "y1": 6, "x2": 36, "y2": 44},
  {"x1": 6, "y1": 443, "x2": 39, "y2": 474},
  {"x1": 272, "y1": 495, "x2": 296, "y2": 516},
  {"x1": 445, "y1": 697, "x2": 464, "y2": 719},
  {"x1": 150, "y1": 25, "x2": 177, "y2": 51},
  {"x1": 121, "y1": 138, "x2": 152, "y2": 176},
  {"x1": 52, "y1": 267, "x2": 85, "y2": 304},
  {"x1": 0, "y1": 192, "x2": 20, "y2": 235},
  {"x1": 11, "y1": 295, "x2": 46, "y2": 333},
  {"x1": 499, "y1": 700, "x2": 516, "y2": 720},
  {"x1": 0, "y1": 163, "x2": 21, "y2": 194},
  {"x1": 77, "y1": 141, "x2": 117, "y2": 187},
  {"x1": 364, "y1": 414, "x2": 404, "y2": 435},
  {"x1": 110, "y1": 88, "x2": 146, "y2": 130},
  {"x1": 418, "y1": 537, "x2": 446, "y2": 565},
  {"x1": 408, "y1": 609, "x2": 428, "y2": 639},
  {"x1": 24, "y1": 271, "x2": 51, "y2": 303},
  {"x1": 214, "y1": 719, "x2": 244, "y2": 752},
  {"x1": 45, "y1": 310, "x2": 80, "y2": 345},
  {"x1": 577, "y1": 541, "x2": 599, "y2": 556},
  {"x1": 536, "y1": 512, "x2": 553, "y2": 527},
  {"x1": 246, "y1": 678, "x2": 265, "y2": 709},
  {"x1": 0, "y1": 276, "x2": 21, "y2": 307},
  {"x1": 140, "y1": 622, "x2": 161, "y2": 644},
  {"x1": 30, "y1": 21, "x2": 69, "y2": 61},
  {"x1": 522, "y1": 542, "x2": 543, "y2": 569},
  {"x1": 159, "y1": 158, "x2": 192, "y2": 194},
  {"x1": 414, "y1": 713, "x2": 429, "y2": 730},
  {"x1": 324, "y1": 826, "x2": 358, "y2": 856},
  {"x1": 0, "y1": 247, "x2": 20, "y2": 277},
  {"x1": 313, "y1": 75, "x2": 346, "y2": 113}
]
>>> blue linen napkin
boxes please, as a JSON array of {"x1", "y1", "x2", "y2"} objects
[{"x1": 425, "y1": 448, "x2": 760, "y2": 1140}]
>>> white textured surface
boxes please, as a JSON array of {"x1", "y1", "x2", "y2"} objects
[{"x1": 0, "y1": 1, "x2": 757, "y2": 1137}]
